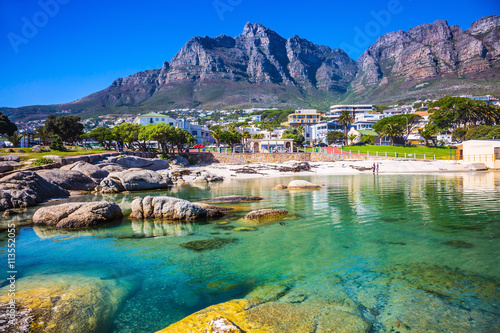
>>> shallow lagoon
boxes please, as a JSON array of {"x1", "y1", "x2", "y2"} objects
[{"x1": 2, "y1": 172, "x2": 500, "y2": 332}]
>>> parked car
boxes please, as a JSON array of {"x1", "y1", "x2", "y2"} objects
[
  {"x1": 192, "y1": 144, "x2": 205, "y2": 149},
  {"x1": 234, "y1": 146, "x2": 252, "y2": 153},
  {"x1": 313, "y1": 143, "x2": 328, "y2": 147}
]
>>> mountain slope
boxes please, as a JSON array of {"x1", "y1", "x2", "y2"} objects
[{"x1": 345, "y1": 15, "x2": 500, "y2": 103}]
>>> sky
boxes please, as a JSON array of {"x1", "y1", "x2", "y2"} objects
[{"x1": 1, "y1": 0, "x2": 499, "y2": 108}]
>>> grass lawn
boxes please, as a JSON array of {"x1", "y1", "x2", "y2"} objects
[
  {"x1": 336, "y1": 145, "x2": 457, "y2": 159},
  {"x1": 0, "y1": 148, "x2": 111, "y2": 162}
]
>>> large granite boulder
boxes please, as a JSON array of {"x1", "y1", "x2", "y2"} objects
[
  {"x1": 99, "y1": 169, "x2": 172, "y2": 193},
  {"x1": 0, "y1": 274, "x2": 129, "y2": 333},
  {"x1": 172, "y1": 155, "x2": 190, "y2": 167},
  {"x1": 0, "y1": 161, "x2": 22, "y2": 173},
  {"x1": 61, "y1": 161, "x2": 109, "y2": 180},
  {"x1": 244, "y1": 209, "x2": 288, "y2": 223},
  {"x1": 115, "y1": 156, "x2": 169, "y2": 171},
  {"x1": 36, "y1": 169, "x2": 97, "y2": 191},
  {"x1": 0, "y1": 155, "x2": 21, "y2": 162},
  {"x1": 33, "y1": 201, "x2": 123, "y2": 228},
  {"x1": 130, "y1": 196, "x2": 216, "y2": 220},
  {"x1": 31, "y1": 145, "x2": 43, "y2": 153},
  {"x1": 287, "y1": 180, "x2": 321, "y2": 189},
  {"x1": 99, "y1": 163, "x2": 126, "y2": 173},
  {"x1": 0, "y1": 171, "x2": 69, "y2": 211}
]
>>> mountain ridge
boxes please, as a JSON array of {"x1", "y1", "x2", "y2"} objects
[{"x1": 3, "y1": 16, "x2": 500, "y2": 122}]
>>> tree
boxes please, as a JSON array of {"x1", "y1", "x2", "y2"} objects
[
  {"x1": 211, "y1": 128, "x2": 222, "y2": 149},
  {"x1": 418, "y1": 123, "x2": 439, "y2": 147},
  {"x1": 219, "y1": 129, "x2": 242, "y2": 150},
  {"x1": 36, "y1": 125, "x2": 51, "y2": 146},
  {"x1": 139, "y1": 123, "x2": 174, "y2": 153},
  {"x1": 464, "y1": 125, "x2": 500, "y2": 140},
  {"x1": 83, "y1": 127, "x2": 115, "y2": 149},
  {"x1": 337, "y1": 111, "x2": 354, "y2": 144},
  {"x1": 172, "y1": 127, "x2": 195, "y2": 153},
  {"x1": 428, "y1": 96, "x2": 491, "y2": 129},
  {"x1": 326, "y1": 131, "x2": 344, "y2": 145},
  {"x1": 452, "y1": 127, "x2": 468, "y2": 142},
  {"x1": 43, "y1": 114, "x2": 84, "y2": 144},
  {"x1": 0, "y1": 112, "x2": 17, "y2": 136},
  {"x1": 113, "y1": 123, "x2": 143, "y2": 150},
  {"x1": 252, "y1": 133, "x2": 264, "y2": 139},
  {"x1": 242, "y1": 130, "x2": 251, "y2": 146},
  {"x1": 347, "y1": 133, "x2": 358, "y2": 145},
  {"x1": 7, "y1": 132, "x2": 23, "y2": 148},
  {"x1": 373, "y1": 114, "x2": 421, "y2": 145},
  {"x1": 281, "y1": 127, "x2": 304, "y2": 146}
]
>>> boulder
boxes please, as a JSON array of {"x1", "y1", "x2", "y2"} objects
[
  {"x1": 42, "y1": 154, "x2": 62, "y2": 163},
  {"x1": 4, "y1": 148, "x2": 14, "y2": 152},
  {"x1": 287, "y1": 180, "x2": 321, "y2": 189},
  {"x1": 61, "y1": 161, "x2": 109, "y2": 180},
  {"x1": 115, "y1": 156, "x2": 169, "y2": 171},
  {"x1": 0, "y1": 274, "x2": 129, "y2": 333},
  {"x1": 130, "y1": 196, "x2": 213, "y2": 220},
  {"x1": 0, "y1": 155, "x2": 21, "y2": 162},
  {"x1": 99, "y1": 163, "x2": 126, "y2": 173},
  {"x1": 172, "y1": 155, "x2": 190, "y2": 167},
  {"x1": 244, "y1": 209, "x2": 289, "y2": 222},
  {"x1": 0, "y1": 171, "x2": 69, "y2": 211},
  {"x1": 99, "y1": 169, "x2": 172, "y2": 193},
  {"x1": 208, "y1": 196, "x2": 263, "y2": 203},
  {"x1": 33, "y1": 201, "x2": 123, "y2": 228},
  {"x1": 0, "y1": 161, "x2": 21, "y2": 173},
  {"x1": 467, "y1": 163, "x2": 488, "y2": 171},
  {"x1": 274, "y1": 184, "x2": 287, "y2": 190},
  {"x1": 36, "y1": 169, "x2": 97, "y2": 191},
  {"x1": 31, "y1": 145, "x2": 42, "y2": 153}
]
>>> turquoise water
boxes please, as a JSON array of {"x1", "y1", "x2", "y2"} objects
[{"x1": 1, "y1": 172, "x2": 500, "y2": 332}]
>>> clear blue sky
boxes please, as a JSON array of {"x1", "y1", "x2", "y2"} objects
[{"x1": 1, "y1": 0, "x2": 499, "y2": 108}]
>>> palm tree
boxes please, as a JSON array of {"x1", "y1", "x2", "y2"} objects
[
  {"x1": 242, "y1": 130, "x2": 251, "y2": 146},
  {"x1": 418, "y1": 123, "x2": 439, "y2": 147},
  {"x1": 380, "y1": 123, "x2": 401, "y2": 146},
  {"x1": 7, "y1": 132, "x2": 23, "y2": 148},
  {"x1": 337, "y1": 111, "x2": 354, "y2": 145},
  {"x1": 211, "y1": 128, "x2": 222, "y2": 149}
]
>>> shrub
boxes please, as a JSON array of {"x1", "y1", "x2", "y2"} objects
[
  {"x1": 33, "y1": 157, "x2": 54, "y2": 166},
  {"x1": 49, "y1": 135, "x2": 66, "y2": 151}
]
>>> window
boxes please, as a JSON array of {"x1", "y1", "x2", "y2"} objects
[
  {"x1": 162, "y1": 118, "x2": 165, "y2": 121},
  {"x1": 156, "y1": 118, "x2": 159, "y2": 121},
  {"x1": 149, "y1": 118, "x2": 153, "y2": 124}
]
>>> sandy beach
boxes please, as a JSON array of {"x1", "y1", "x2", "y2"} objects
[{"x1": 186, "y1": 159, "x2": 472, "y2": 181}]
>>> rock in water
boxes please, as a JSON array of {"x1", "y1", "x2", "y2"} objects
[
  {"x1": 274, "y1": 184, "x2": 287, "y2": 190},
  {"x1": 32, "y1": 201, "x2": 123, "y2": 228},
  {"x1": 0, "y1": 171, "x2": 69, "y2": 211},
  {"x1": 99, "y1": 169, "x2": 172, "y2": 193},
  {"x1": 0, "y1": 274, "x2": 129, "y2": 333},
  {"x1": 244, "y1": 209, "x2": 289, "y2": 223},
  {"x1": 130, "y1": 196, "x2": 211, "y2": 220},
  {"x1": 61, "y1": 161, "x2": 109, "y2": 181},
  {"x1": 115, "y1": 156, "x2": 169, "y2": 171},
  {"x1": 208, "y1": 196, "x2": 263, "y2": 203},
  {"x1": 36, "y1": 169, "x2": 97, "y2": 191},
  {"x1": 287, "y1": 180, "x2": 321, "y2": 189},
  {"x1": 180, "y1": 238, "x2": 238, "y2": 251}
]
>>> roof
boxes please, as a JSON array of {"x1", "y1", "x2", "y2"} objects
[
  {"x1": 138, "y1": 112, "x2": 165, "y2": 118},
  {"x1": 358, "y1": 130, "x2": 379, "y2": 136}
]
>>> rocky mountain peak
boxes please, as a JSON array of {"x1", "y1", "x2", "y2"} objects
[
  {"x1": 467, "y1": 15, "x2": 500, "y2": 35},
  {"x1": 241, "y1": 22, "x2": 280, "y2": 39}
]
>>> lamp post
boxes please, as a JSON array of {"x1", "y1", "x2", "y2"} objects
[{"x1": 403, "y1": 115, "x2": 409, "y2": 146}]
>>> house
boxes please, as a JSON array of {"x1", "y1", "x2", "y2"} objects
[
  {"x1": 303, "y1": 122, "x2": 328, "y2": 144},
  {"x1": 133, "y1": 113, "x2": 177, "y2": 126},
  {"x1": 327, "y1": 104, "x2": 375, "y2": 118},
  {"x1": 458, "y1": 140, "x2": 500, "y2": 169},
  {"x1": 288, "y1": 109, "x2": 322, "y2": 126},
  {"x1": 249, "y1": 139, "x2": 294, "y2": 153}
]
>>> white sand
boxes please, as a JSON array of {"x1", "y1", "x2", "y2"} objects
[{"x1": 186, "y1": 159, "x2": 470, "y2": 181}]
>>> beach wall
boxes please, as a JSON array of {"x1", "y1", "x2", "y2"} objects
[{"x1": 190, "y1": 152, "x2": 353, "y2": 164}]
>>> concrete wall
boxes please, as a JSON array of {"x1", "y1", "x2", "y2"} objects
[{"x1": 462, "y1": 140, "x2": 500, "y2": 169}]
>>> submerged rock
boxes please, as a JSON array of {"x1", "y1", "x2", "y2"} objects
[
  {"x1": 274, "y1": 184, "x2": 287, "y2": 190},
  {"x1": 208, "y1": 196, "x2": 263, "y2": 203},
  {"x1": 0, "y1": 274, "x2": 129, "y2": 333},
  {"x1": 0, "y1": 171, "x2": 69, "y2": 211},
  {"x1": 32, "y1": 201, "x2": 123, "y2": 228},
  {"x1": 244, "y1": 209, "x2": 288, "y2": 222},
  {"x1": 287, "y1": 180, "x2": 321, "y2": 189},
  {"x1": 180, "y1": 238, "x2": 238, "y2": 251},
  {"x1": 158, "y1": 298, "x2": 371, "y2": 332},
  {"x1": 233, "y1": 227, "x2": 258, "y2": 232},
  {"x1": 442, "y1": 240, "x2": 475, "y2": 248},
  {"x1": 130, "y1": 196, "x2": 212, "y2": 220}
]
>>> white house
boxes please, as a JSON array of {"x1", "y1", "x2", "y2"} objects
[{"x1": 461, "y1": 140, "x2": 500, "y2": 169}]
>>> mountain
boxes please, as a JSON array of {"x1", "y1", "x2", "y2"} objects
[
  {"x1": 347, "y1": 15, "x2": 500, "y2": 103},
  {"x1": 3, "y1": 16, "x2": 500, "y2": 121}
]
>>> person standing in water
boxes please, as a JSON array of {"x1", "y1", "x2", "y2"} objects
[
  {"x1": 372, "y1": 163, "x2": 376, "y2": 173},
  {"x1": 376, "y1": 163, "x2": 379, "y2": 173}
]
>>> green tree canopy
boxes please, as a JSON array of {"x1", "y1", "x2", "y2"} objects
[
  {"x1": 372, "y1": 114, "x2": 421, "y2": 145},
  {"x1": 0, "y1": 112, "x2": 17, "y2": 136},
  {"x1": 219, "y1": 129, "x2": 242, "y2": 149},
  {"x1": 82, "y1": 127, "x2": 115, "y2": 148},
  {"x1": 326, "y1": 131, "x2": 344, "y2": 144},
  {"x1": 44, "y1": 114, "x2": 84, "y2": 143},
  {"x1": 281, "y1": 127, "x2": 305, "y2": 146},
  {"x1": 464, "y1": 125, "x2": 500, "y2": 141}
]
